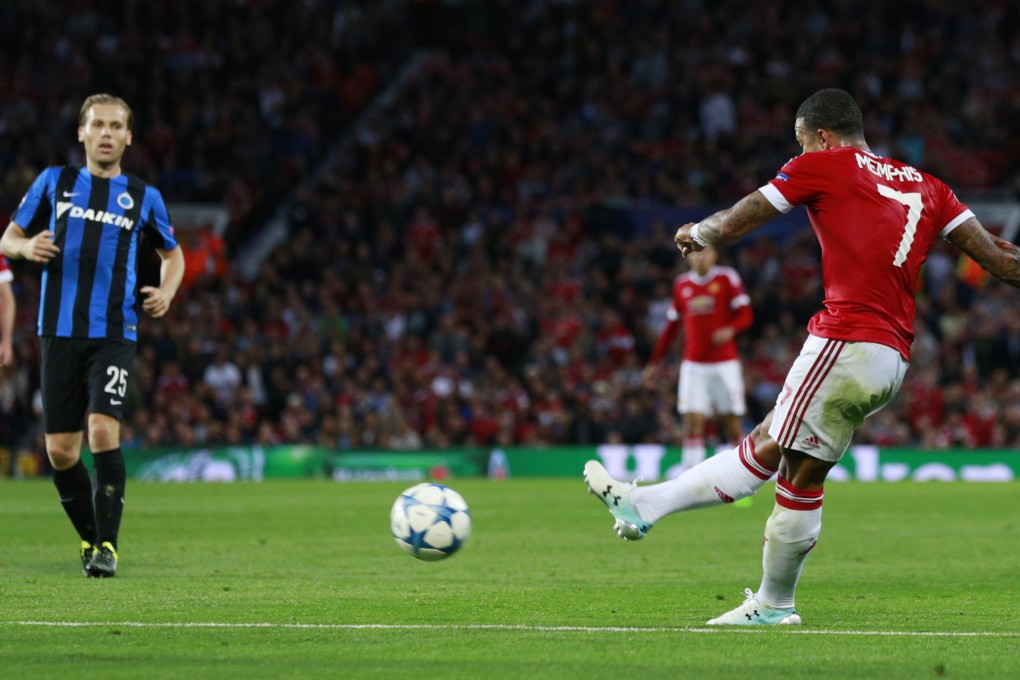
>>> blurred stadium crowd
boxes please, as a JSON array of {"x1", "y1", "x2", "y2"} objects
[{"x1": 2, "y1": 0, "x2": 1020, "y2": 465}]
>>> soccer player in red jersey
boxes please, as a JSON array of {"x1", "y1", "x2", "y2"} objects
[
  {"x1": 586, "y1": 88, "x2": 1020, "y2": 625},
  {"x1": 643, "y1": 245, "x2": 753, "y2": 470}
]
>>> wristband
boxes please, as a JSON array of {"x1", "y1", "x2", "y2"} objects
[{"x1": 690, "y1": 223, "x2": 710, "y2": 247}]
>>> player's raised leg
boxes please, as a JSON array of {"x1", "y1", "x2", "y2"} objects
[
  {"x1": 584, "y1": 413, "x2": 780, "y2": 539},
  {"x1": 631, "y1": 416, "x2": 778, "y2": 523}
]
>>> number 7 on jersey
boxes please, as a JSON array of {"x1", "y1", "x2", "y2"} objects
[{"x1": 877, "y1": 184, "x2": 923, "y2": 267}]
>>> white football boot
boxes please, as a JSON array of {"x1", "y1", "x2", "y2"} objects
[
  {"x1": 706, "y1": 588, "x2": 801, "y2": 626},
  {"x1": 583, "y1": 460, "x2": 653, "y2": 540}
]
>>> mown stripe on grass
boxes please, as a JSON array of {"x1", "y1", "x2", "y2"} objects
[{"x1": 4, "y1": 621, "x2": 1017, "y2": 638}]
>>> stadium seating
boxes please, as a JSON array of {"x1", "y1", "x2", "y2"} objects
[{"x1": 3, "y1": 1, "x2": 1020, "y2": 468}]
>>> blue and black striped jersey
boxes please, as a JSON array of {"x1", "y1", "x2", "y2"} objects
[{"x1": 13, "y1": 166, "x2": 179, "y2": 341}]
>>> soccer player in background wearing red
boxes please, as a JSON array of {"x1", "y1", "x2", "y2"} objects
[
  {"x1": 643, "y1": 245, "x2": 753, "y2": 471},
  {"x1": 586, "y1": 88, "x2": 1020, "y2": 625},
  {"x1": 0, "y1": 254, "x2": 14, "y2": 368}
]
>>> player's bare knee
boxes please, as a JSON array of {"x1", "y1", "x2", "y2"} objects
[
  {"x1": 46, "y1": 440, "x2": 81, "y2": 470},
  {"x1": 88, "y1": 416, "x2": 120, "y2": 452},
  {"x1": 745, "y1": 413, "x2": 782, "y2": 469},
  {"x1": 89, "y1": 430, "x2": 118, "y2": 452},
  {"x1": 748, "y1": 420, "x2": 768, "y2": 447},
  {"x1": 779, "y1": 448, "x2": 834, "y2": 488},
  {"x1": 45, "y1": 430, "x2": 83, "y2": 467}
]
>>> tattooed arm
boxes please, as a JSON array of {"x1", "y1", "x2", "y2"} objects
[
  {"x1": 945, "y1": 217, "x2": 1020, "y2": 288},
  {"x1": 674, "y1": 190, "x2": 783, "y2": 256}
]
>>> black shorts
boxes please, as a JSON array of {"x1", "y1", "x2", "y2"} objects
[{"x1": 39, "y1": 336, "x2": 136, "y2": 433}]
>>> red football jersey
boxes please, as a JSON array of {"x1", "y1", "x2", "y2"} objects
[
  {"x1": 650, "y1": 266, "x2": 753, "y2": 364},
  {"x1": 761, "y1": 147, "x2": 972, "y2": 359},
  {"x1": 0, "y1": 254, "x2": 11, "y2": 284}
]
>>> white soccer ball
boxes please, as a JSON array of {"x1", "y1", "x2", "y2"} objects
[{"x1": 390, "y1": 483, "x2": 472, "y2": 561}]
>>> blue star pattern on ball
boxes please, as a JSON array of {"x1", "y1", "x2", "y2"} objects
[{"x1": 391, "y1": 483, "x2": 472, "y2": 561}]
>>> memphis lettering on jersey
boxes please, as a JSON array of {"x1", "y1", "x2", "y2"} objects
[
  {"x1": 56, "y1": 202, "x2": 135, "y2": 230},
  {"x1": 856, "y1": 152, "x2": 923, "y2": 182}
]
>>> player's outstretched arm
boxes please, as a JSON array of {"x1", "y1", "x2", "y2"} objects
[
  {"x1": 945, "y1": 217, "x2": 1020, "y2": 288},
  {"x1": 674, "y1": 190, "x2": 782, "y2": 256}
]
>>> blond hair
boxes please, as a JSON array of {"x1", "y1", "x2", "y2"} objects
[{"x1": 79, "y1": 94, "x2": 134, "y2": 129}]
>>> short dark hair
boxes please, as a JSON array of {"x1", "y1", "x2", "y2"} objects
[
  {"x1": 79, "y1": 93, "x2": 133, "y2": 129},
  {"x1": 795, "y1": 88, "x2": 863, "y2": 138}
]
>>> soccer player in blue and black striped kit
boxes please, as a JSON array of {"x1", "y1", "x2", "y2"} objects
[{"x1": 1, "y1": 94, "x2": 185, "y2": 577}]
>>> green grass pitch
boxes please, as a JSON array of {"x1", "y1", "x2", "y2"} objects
[{"x1": 1, "y1": 478, "x2": 1017, "y2": 679}]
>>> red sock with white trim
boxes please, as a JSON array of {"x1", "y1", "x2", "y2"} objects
[
  {"x1": 632, "y1": 435, "x2": 777, "y2": 523},
  {"x1": 756, "y1": 477, "x2": 823, "y2": 609}
]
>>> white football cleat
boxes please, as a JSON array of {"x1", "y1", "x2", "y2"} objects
[
  {"x1": 583, "y1": 460, "x2": 653, "y2": 540},
  {"x1": 706, "y1": 588, "x2": 801, "y2": 626}
]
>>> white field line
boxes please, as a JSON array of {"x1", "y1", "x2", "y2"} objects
[{"x1": 3, "y1": 621, "x2": 1017, "y2": 638}]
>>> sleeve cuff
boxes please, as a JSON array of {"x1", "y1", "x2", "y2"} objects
[
  {"x1": 759, "y1": 184, "x2": 794, "y2": 214},
  {"x1": 940, "y1": 209, "x2": 974, "y2": 237}
]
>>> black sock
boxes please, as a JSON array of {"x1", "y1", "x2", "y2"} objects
[
  {"x1": 52, "y1": 459, "x2": 96, "y2": 544},
  {"x1": 93, "y1": 448, "x2": 126, "y2": 549}
]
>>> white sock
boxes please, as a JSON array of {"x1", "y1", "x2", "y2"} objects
[
  {"x1": 681, "y1": 438, "x2": 706, "y2": 469},
  {"x1": 632, "y1": 436, "x2": 777, "y2": 523},
  {"x1": 756, "y1": 477, "x2": 823, "y2": 609}
]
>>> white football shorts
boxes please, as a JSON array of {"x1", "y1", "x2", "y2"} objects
[
  {"x1": 678, "y1": 358, "x2": 747, "y2": 417},
  {"x1": 768, "y1": 333, "x2": 908, "y2": 462}
]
